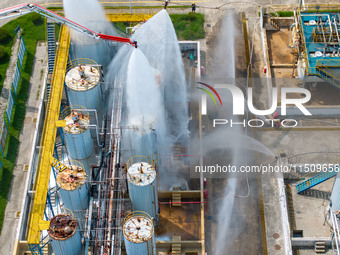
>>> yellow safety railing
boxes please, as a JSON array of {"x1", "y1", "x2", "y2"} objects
[
  {"x1": 316, "y1": 58, "x2": 340, "y2": 67},
  {"x1": 50, "y1": 157, "x2": 68, "y2": 172},
  {"x1": 126, "y1": 155, "x2": 155, "y2": 170},
  {"x1": 299, "y1": 4, "x2": 340, "y2": 11},
  {"x1": 316, "y1": 66, "x2": 340, "y2": 87},
  {"x1": 297, "y1": 9, "x2": 312, "y2": 75},
  {"x1": 312, "y1": 30, "x2": 339, "y2": 43},
  {"x1": 315, "y1": 60, "x2": 340, "y2": 87},
  {"x1": 107, "y1": 13, "x2": 153, "y2": 22},
  {"x1": 27, "y1": 25, "x2": 70, "y2": 244},
  {"x1": 66, "y1": 58, "x2": 99, "y2": 72}
]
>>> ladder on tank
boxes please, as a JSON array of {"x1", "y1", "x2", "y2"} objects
[
  {"x1": 46, "y1": 19, "x2": 56, "y2": 101},
  {"x1": 296, "y1": 166, "x2": 338, "y2": 194}
]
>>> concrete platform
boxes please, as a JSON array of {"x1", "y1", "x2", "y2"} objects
[{"x1": 157, "y1": 203, "x2": 201, "y2": 241}]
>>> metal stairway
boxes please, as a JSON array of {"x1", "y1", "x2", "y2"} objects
[
  {"x1": 51, "y1": 157, "x2": 67, "y2": 172},
  {"x1": 316, "y1": 65, "x2": 340, "y2": 88},
  {"x1": 46, "y1": 20, "x2": 56, "y2": 102},
  {"x1": 28, "y1": 239, "x2": 49, "y2": 255},
  {"x1": 296, "y1": 166, "x2": 338, "y2": 194}
]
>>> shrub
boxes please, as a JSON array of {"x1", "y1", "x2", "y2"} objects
[
  {"x1": 0, "y1": 46, "x2": 7, "y2": 61},
  {"x1": 277, "y1": 11, "x2": 294, "y2": 17},
  {"x1": 0, "y1": 28, "x2": 10, "y2": 44},
  {"x1": 31, "y1": 13, "x2": 44, "y2": 26},
  {"x1": 188, "y1": 12, "x2": 196, "y2": 21}
]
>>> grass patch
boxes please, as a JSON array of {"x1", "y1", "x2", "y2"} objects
[
  {"x1": 113, "y1": 13, "x2": 205, "y2": 40},
  {"x1": 113, "y1": 22, "x2": 139, "y2": 34},
  {"x1": 170, "y1": 13, "x2": 205, "y2": 40},
  {"x1": 0, "y1": 12, "x2": 45, "y2": 232},
  {"x1": 268, "y1": 9, "x2": 340, "y2": 17},
  {"x1": 269, "y1": 11, "x2": 294, "y2": 17}
]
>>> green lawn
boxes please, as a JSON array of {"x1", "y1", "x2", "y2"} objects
[
  {"x1": 269, "y1": 9, "x2": 340, "y2": 17},
  {"x1": 0, "y1": 13, "x2": 45, "y2": 232},
  {"x1": 114, "y1": 22, "x2": 137, "y2": 35},
  {"x1": 113, "y1": 13, "x2": 206, "y2": 40},
  {"x1": 170, "y1": 13, "x2": 205, "y2": 40}
]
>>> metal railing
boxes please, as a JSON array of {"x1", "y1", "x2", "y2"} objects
[
  {"x1": 27, "y1": 25, "x2": 70, "y2": 245},
  {"x1": 330, "y1": 211, "x2": 340, "y2": 254}
]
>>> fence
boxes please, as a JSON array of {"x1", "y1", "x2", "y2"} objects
[
  {"x1": 12, "y1": 62, "x2": 21, "y2": 97},
  {"x1": 14, "y1": 25, "x2": 22, "y2": 39},
  {"x1": 0, "y1": 30, "x2": 27, "y2": 161},
  {"x1": 0, "y1": 121, "x2": 9, "y2": 157},
  {"x1": 17, "y1": 37, "x2": 26, "y2": 68},
  {"x1": 6, "y1": 91, "x2": 15, "y2": 125}
]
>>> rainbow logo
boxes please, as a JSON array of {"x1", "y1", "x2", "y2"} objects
[{"x1": 197, "y1": 82, "x2": 223, "y2": 106}]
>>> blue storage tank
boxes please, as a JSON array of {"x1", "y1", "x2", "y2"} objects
[
  {"x1": 123, "y1": 211, "x2": 156, "y2": 255},
  {"x1": 127, "y1": 158, "x2": 158, "y2": 220},
  {"x1": 56, "y1": 163, "x2": 88, "y2": 211},
  {"x1": 63, "y1": 110, "x2": 94, "y2": 160},
  {"x1": 65, "y1": 59, "x2": 102, "y2": 112},
  {"x1": 128, "y1": 118, "x2": 158, "y2": 157},
  {"x1": 48, "y1": 214, "x2": 82, "y2": 255}
]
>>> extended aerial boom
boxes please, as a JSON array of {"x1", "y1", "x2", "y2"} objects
[{"x1": 0, "y1": 3, "x2": 137, "y2": 47}]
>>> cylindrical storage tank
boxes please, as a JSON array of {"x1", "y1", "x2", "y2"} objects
[
  {"x1": 127, "y1": 158, "x2": 158, "y2": 220},
  {"x1": 48, "y1": 214, "x2": 82, "y2": 255},
  {"x1": 65, "y1": 59, "x2": 102, "y2": 112},
  {"x1": 63, "y1": 109, "x2": 94, "y2": 160},
  {"x1": 123, "y1": 211, "x2": 156, "y2": 255},
  {"x1": 56, "y1": 163, "x2": 89, "y2": 213},
  {"x1": 129, "y1": 117, "x2": 158, "y2": 157}
]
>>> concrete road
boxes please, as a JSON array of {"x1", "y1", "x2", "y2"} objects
[{"x1": 1, "y1": 0, "x2": 339, "y2": 10}]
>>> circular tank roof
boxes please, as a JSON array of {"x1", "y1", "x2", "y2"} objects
[
  {"x1": 127, "y1": 162, "x2": 156, "y2": 186},
  {"x1": 65, "y1": 65, "x2": 100, "y2": 91},
  {"x1": 123, "y1": 215, "x2": 153, "y2": 243},
  {"x1": 63, "y1": 111, "x2": 90, "y2": 134},
  {"x1": 48, "y1": 214, "x2": 78, "y2": 241},
  {"x1": 56, "y1": 165, "x2": 86, "y2": 191}
]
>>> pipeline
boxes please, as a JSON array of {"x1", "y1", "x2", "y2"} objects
[
  {"x1": 106, "y1": 80, "x2": 124, "y2": 254},
  {"x1": 300, "y1": 13, "x2": 333, "y2": 43},
  {"x1": 333, "y1": 16, "x2": 340, "y2": 45},
  {"x1": 288, "y1": 23, "x2": 298, "y2": 49}
]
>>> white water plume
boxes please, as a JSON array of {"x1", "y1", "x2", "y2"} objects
[
  {"x1": 131, "y1": 10, "x2": 189, "y2": 145},
  {"x1": 125, "y1": 48, "x2": 168, "y2": 157},
  {"x1": 63, "y1": 0, "x2": 120, "y2": 65}
]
